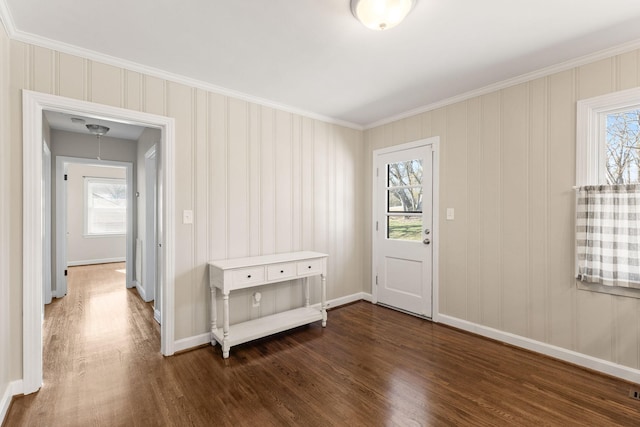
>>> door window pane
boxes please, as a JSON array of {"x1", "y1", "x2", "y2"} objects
[
  {"x1": 386, "y1": 158, "x2": 423, "y2": 241},
  {"x1": 387, "y1": 159, "x2": 423, "y2": 187},
  {"x1": 387, "y1": 216, "x2": 422, "y2": 241},
  {"x1": 388, "y1": 188, "x2": 422, "y2": 213}
]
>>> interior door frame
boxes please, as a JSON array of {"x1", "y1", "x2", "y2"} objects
[
  {"x1": 55, "y1": 157, "x2": 134, "y2": 297},
  {"x1": 144, "y1": 144, "x2": 157, "y2": 306},
  {"x1": 22, "y1": 90, "x2": 176, "y2": 394},
  {"x1": 371, "y1": 137, "x2": 440, "y2": 321},
  {"x1": 42, "y1": 143, "x2": 52, "y2": 306}
]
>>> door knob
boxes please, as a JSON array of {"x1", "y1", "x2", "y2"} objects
[{"x1": 423, "y1": 238, "x2": 430, "y2": 245}]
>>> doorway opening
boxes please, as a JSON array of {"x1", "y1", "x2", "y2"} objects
[
  {"x1": 23, "y1": 90, "x2": 176, "y2": 394},
  {"x1": 55, "y1": 157, "x2": 133, "y2": 299}
]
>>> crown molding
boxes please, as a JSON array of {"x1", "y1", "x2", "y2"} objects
[
  {"x1": 364, "y1": 37, "x2": 640, "y2": 130},
  {"x1": 0, "y1": 0, "x2": 15, "y2": 36},
  {"x1": 4, "y1": 0, "x2": 640, "y2": 133},
  {"x1": 0, "y1": 1, "x2": 362, "y2": 131}
]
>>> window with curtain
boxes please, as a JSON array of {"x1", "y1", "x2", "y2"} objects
[
  {"x1": 576, "y1": 88, "x2": 640, "y2": 295},
  {"x1": 575, "y1": 184, "x2": 640, "y2": 288}
]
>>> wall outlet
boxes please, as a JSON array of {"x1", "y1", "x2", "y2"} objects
[{"x1": 629, "y1": 389, "x2": 640, "y2": 400}]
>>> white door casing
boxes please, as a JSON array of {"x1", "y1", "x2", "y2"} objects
[
  {"x1": 42, "y1": 143, "x2": 52, "y2": 306},
  {"x1": 55, "y1": 157, "x2": 133, "y2": 297},
  {"x1": 372, "y1": 137, "x2": 439, "y2": 318},
  {"x1": 22, "y1": 90, "x2": 176, "y2": 395},
  {"x1": 144, "y1": 145, "x2": 157, "y2": 305}
]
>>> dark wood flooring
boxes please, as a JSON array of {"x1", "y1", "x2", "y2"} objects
[{"x1": 4, "y1": 263, "x2": 640, "y2": 426}]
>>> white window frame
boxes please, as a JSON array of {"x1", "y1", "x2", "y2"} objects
[
  {"x1": 576, "y1": 87, "x2": 640, "y2": 298},
  {"x1": 84, "y1": 176, "x2": 127, "y2": 237},
  {"x1": 576, "y1": 87, "x2": 640, "y2": 186}
]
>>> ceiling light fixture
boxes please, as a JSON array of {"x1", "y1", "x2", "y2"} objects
[
  {"x1": 86, "y1": 124, "x2": 109, "y2": 160},
  {"x1": 351, "y1": 0, "x2": 415, "y2": 31}
]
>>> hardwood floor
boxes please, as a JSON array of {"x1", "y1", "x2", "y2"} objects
[{"x1": 5, "y1": 263, "x2": 640, "y2": 426}]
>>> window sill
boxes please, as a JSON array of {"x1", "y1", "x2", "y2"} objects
[{"x1": 576, "y1": 280, "x2": 640, "y2": 299}]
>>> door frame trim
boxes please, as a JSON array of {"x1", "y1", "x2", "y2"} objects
[
  {"x1": 55, "y1": 157, "x2": 134, "y2": 297},
  {"x1": 143, "y1": 144, "x2": 157, "y2": 303},
  {"x1": 42, "y1": 143, "x2": 52, "y2": 305},
  {"x1": 371, "y1": 137, "x2": 440, "y2": 321},
  {"x1": 22, "y1": 90, "x2": 176, "y2": 394}
]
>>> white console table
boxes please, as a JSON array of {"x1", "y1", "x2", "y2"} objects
[{"x1": 208, "y1": 251, "x2": 328, "y2": 358}]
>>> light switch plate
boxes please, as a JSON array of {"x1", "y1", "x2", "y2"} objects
[
  {"x1": 183, "y1": 210, "x2": 193, "y2": 224},
  {"x1": 446, "y1": 208, "x2": 455, "y2": 220}
]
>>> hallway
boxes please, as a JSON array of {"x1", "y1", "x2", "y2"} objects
[{"x1": 8, "y1": 263, "x2": 162, "y2": 425}]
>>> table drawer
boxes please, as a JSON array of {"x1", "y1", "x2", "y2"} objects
[
  {"x1": 297, "y1": 259, "x2": 323, "y2": 276},
  {"x1": 232, "y1": 267, "x2": 265, "y2": 287},
  {"x1": 267, "y1": 263, "x2": 296, "y2": 281}
]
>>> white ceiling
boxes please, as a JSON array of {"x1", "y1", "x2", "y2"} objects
[
  {"x1": 44, "y1": 111, "x2": 146, "y2": 141},
  {"x1": 5, "y1": 0, "x2": 640, "y2": 128}
]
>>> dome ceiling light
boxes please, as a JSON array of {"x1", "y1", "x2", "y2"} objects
[{"x1": 351, "y1": 0, "x2": 416, "y2": 31}]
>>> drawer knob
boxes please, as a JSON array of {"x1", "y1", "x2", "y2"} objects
[
  {"x1": 308, "y1": 265, "x2": 311, "y2": 269},
  {"x1": 280, "y1": 270, "x2": 284, "y2": 273},
  {"x1": 247, "y1": 274, "x2": 251, "y2": 278}
]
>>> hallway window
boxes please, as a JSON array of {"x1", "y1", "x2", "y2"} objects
[{"x1": 84, "y1": 177, "x2": 126, "y2": 236}]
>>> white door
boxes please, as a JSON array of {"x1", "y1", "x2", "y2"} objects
[{"x1": 374, "y1": 143, "x2": 433, "y2": 317}]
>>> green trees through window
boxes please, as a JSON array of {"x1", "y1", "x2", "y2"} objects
[{"x1": 386, "y1": 159, "x2": 423, "y2": 241}]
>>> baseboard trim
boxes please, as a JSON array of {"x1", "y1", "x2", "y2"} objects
[
  {"x1": 154, "y1": 308, "x2": 161, "y2": 325},
  {"x1": 172, "y1": 292, "x2": 372, "y2": 353},
  {"x1": 0, "y1": 382, "x2": 11, "y2": 424},
  {"x1": 1, "y1": 380, "x2": 24, "y2": 424},
  {"x1": 438, "y1": 314, "x2": 640, "y2": 384},
  {"x1": 134, "y1": 280, "x2": 150, "y2": 302},
  {"x1": 324, "y1": 292, "x2": 372, "y2": 309},
  {"x1": 174, "y1": 332, "x2": 211, "y2": 353}
]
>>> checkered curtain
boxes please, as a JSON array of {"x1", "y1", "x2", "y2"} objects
[{"x1": 576, "y1": 184, "x2": 640, "y2": 288}]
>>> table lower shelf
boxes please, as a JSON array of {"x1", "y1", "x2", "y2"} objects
[{"x1": 211, "y1": 306, "x2": 324, "y2": 355}]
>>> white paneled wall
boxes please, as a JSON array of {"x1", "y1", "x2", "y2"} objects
[
  {"x1": 7, "y1": 41, "x2": 365, "y2": 378},
  {"x1": 9, "y1": 21, "x2": 640, "y2": 384},
  {"x1": 364, "y1": 50, "x2": 640, "y2": 370}
]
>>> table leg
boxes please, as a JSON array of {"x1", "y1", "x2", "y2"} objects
[
  {"x1": 304, "y1": 277, "x2": 310, "y2": 307},
  {"x1": 223, "y1": 292, "x2": 230, "y2": 358},
  {"x1": 210, "y1": 286, "x2": 217, "y2": 346},
  {"x1": 321, "y1": 273, "x2": 327, "y2": 327}
]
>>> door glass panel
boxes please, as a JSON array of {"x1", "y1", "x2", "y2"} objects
[
  {"x1": 388, "y1": 188, "x2": 422, "y2": 213},
  {"x1": 387, "y1": 159, "x2": 423, "y2": 187},
  {"x1": 387, "y1": 215, "x2": 422, "y2": 241}
]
